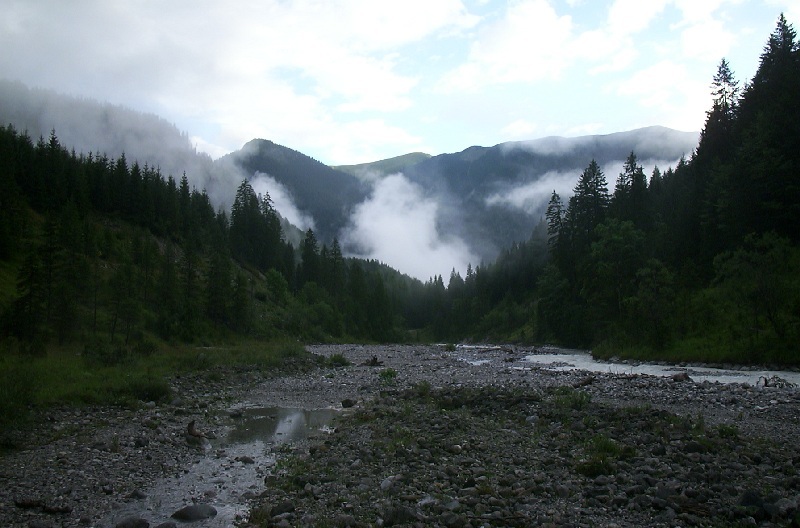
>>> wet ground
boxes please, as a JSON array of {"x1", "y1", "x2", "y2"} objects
[
  {"x1": 4, "y1": 344, "x2": 798, "y2": 528},
  {"x1": 98, "y1": 407, "x2": 340, "y2": 527}
]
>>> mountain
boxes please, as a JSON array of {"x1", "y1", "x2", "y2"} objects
[
  {"x1": 215, "y1": 127, "x2": 698, "y2": 267},
  {"x1": 0, "y1": 79, "x2": 244, "y2": 209},
  {"x1": 0, "y1": 79, "x2": 699, "y2": 272},
  {"x1": 334, "y1": 152, "x2": 431, "y2": 182},
  {"x1": 398, "y1": 126, "x2": 699, "y2": 262},
  {"x1": 218, "y1": 139, "x2": 369, "y2": 244}
]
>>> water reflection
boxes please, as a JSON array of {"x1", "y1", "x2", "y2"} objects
[
  {"x1": 100, "y1": 406, "x2": 337, "y2": 528},
  {"x1": 228, "y1": 407, "x2": 338, "y2": 445}
]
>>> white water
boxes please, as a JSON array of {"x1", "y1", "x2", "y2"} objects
[{"x1": 522, "y1": 349, "x2": 800, "y2": 386}]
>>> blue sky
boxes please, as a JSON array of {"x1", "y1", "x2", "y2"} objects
[{"x1": 1, "y1": 0, "x2": 797, "y2": 165}]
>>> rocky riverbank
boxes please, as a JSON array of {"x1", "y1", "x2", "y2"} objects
[
  {"x1": 1, "y1": 344, "x2": 799, "y2": 528},
  {"x1": 0, "y1": 358, "x2": 312, "y2": 528},
  {"x1": 249, "y1": 345, "x2": 800, "y2": 528}
]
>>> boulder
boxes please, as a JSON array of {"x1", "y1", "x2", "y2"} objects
[
  {"x1": 114, "y1": 517, "x2": 150, "y2": 528},
  {"x1": 170, "y1": 504, "x2": 217, "y2": 521}
]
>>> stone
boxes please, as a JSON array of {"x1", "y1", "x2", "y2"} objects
[
  {"x1": 42, "y1": 504, "x2": 72, "y2": 514},
  {"x1": 773, "y1": 497, "x2": 798, "y2": 517},
  {"x1": 28, "y1": 521, "x2": 54, "y2": 528},
  {"x1": 15, "y1": 498, "x2": 44, "y2": 509},
  {"x1": 153, "y1": 523, "x2": 178, "y2": 528},
  {"x1": 333, "y1": 513, "x2": 356, "y2": 526},
  {"x1": 270, "y1": 500, "x2": 296, "y2": 517},
  {"x1": 114, "y1": 517, "x2": 150, "y2": 528},
  {"x1": 381, "y1": 504, "x2": 419, "y2": 526},
  {"x1": 381, "y1": 475, "x2": 401, "y2": 491},
  {"x1": 170, "y1": 504, "x2": 217, "y2": 521}
]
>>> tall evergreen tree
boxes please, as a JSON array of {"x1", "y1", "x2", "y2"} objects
[
  {"x1": 298, "y1": 229, "x2": 320, "y2": 287},
  {"x1": 726, "y1": 14, "x2": 800, "y2": 240},
  {"x1": 564, "y1": 159, "x2": 610, "y2": 256}
]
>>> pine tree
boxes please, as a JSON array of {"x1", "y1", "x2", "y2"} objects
[
  {"x1": 727, "y1": 14, "x2": 800, "y2": 240},
  {"x1": 545, "y1": 190, "x2": 564, "y2": 251},
  {"x1": 566, "y1": 159, "x2": 610, "y2": 251},
  {"x1": 611, "y1": 152, "x2": 649, "y2": 230},
  {"x1": 299, "y1": 229, "x2": 320, "y2": 287}
]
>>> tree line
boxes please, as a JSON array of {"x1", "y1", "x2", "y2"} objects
[
  {"x1": 0, "y1": 126, "x2": 397, "y2": 356},
  {"x1": 1, "y1": 14, "x2": 798, "y2": 364},
  {"x1": 411, "y1": 15, "x2": 800, "y2": 363}
]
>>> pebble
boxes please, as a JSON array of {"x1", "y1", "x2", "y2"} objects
[{"x1": 3, "y1": 344, "x2": 800, "y2": 528}]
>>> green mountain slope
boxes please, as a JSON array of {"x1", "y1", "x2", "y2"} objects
[{"x1": 333, "y1": 152, "x2": 432, "y2": 181}]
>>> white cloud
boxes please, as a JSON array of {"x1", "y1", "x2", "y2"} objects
[
  {"x1": 486, "y1": 170, "x2": 580, "y2": 213},
  {"x1": 614, "y1": 60, "x2": 710, "y2": 131},
  {"x1": 0, "y1": 0, "x2": 474, "y2": 164},
  {"x1": 680, "y1": 18, "x2": 736, "y2": 61},
  {"x1": 672, "y1": 0, "x2": 733, "y2": 26},
  {"x1": 321, "y1": 119, "x2": 424, "y2": 164},
  {"x1": 487, "y1": 156, "x2": 687, "y2": 215},
  {"x1": 437, "y1": 0, "x2": 574, "y2": 92},
  {"x1": 250, "y1": 173, "x2": 316, "y2": 232},
  {"x1": 342, "y1": 174, "x2": 476, "y2": 281},
  {"x1": 0, "y1": 0, "x2": 782, "y2": 169},
  {"x1": 607, "y1": 0, "x2": 670, "y2": 35},
  {"x1": 501, "y1": 119, "x2": 539, "y2": 139}
]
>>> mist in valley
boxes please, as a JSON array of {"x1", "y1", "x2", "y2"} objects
[{"x1": 0, "y1": 80, "x2": 699, "y2": 282}]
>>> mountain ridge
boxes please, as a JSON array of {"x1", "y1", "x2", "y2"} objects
[{"x1": 0, "y1": 79, "x2": 699, "y2": 273}]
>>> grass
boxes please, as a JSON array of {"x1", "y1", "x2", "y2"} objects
[
  {"x1": 325, "y1": 353, "x2": 351, "y2": 368},
  {"x1": 0, "y1": 338, "x2": 309, "y2": 430},
  {"x1": 575, "y1": 434, "x2": 635, "y2": 478},
  {"x1": 378, "y1": 367, "x2": 397, "y2": 384}
]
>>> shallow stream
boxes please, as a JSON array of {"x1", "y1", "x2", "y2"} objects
[
  {"x1": 100, "y1": 407, "x2": 337, "y2": 527},
  {"x1": 521, "y1": 348, "x2": 800, "y2": 386}
]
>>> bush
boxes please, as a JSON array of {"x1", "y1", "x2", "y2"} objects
[
  {"x1": 379, "y1": 368, "x2": 398, "y2": 383},
  {"x1": 327, "y1": 353, "x2": 351, "y2": 367}
]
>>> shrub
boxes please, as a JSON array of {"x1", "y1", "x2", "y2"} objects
[
  {"x1": 379, "y1": 368, "x2": 398, "y2": 383},
  {"x1": 327, "y1": 353, "x2": 350, "y2": 367}
]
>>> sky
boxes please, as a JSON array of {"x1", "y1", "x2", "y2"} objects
[{"x1": 1, "y1": 0, "x2": 796, "y2": 166}]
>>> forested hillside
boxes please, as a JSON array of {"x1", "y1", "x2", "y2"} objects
[
  {"x1": 417, "y1": 15, "x2": 800, "y2": 364},
  {"x1": 1, "y1": 15, "x2": 798, "y2": 370},
  {"x1": 0, "y1": 126, "x2": 414, "y2": 360}
]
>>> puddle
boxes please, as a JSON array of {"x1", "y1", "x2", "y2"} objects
[
  {"x1": 522, "y1": 350, "x2": 800, "y2": 386},
  {"x1": 228, "y1": 407, "x2": 338, "y2": 445},
  {"x1": 100, "y1": 407, "x2": 337, "y2": 527}
]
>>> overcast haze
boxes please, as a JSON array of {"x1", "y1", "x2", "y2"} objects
[{"x1": 1, "y1": 1, "x2": 795, "y2": 165}]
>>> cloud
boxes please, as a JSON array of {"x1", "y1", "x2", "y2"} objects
[
  {"x1": 500, "y1": 119, "x2": 539, "y2": 140},
  {"x1": 607, "y1": 0, "x2": 670, "y2": 35},
  {"x1": 485, "y1": 170, "x2": 580, "y2": 214},
  {"x1": 486, "y1": 156, "x2": 688, "y2": 215},
  {"x1": 437, "y1": 0, "x2": 574, "y2": 92},
  {"x1": 341, "y1": 174, "x2": 476, "y2": 281},
  {"x1": 250, "y1": 173, "x2": 316, "y2": 232},
  {"x1": 319, "y1": 119, "x2": 425, "y2": 166},
  {"x1": 0, "y1": 0, "x2": 475, "y2": 164},
  {"x1": 613, "y1": 60, "x2": 710, "y2": 131}
]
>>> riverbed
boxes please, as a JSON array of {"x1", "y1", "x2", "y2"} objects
[{"x1": 2, "y1": 344, "x2": 799, "y2": 528}]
